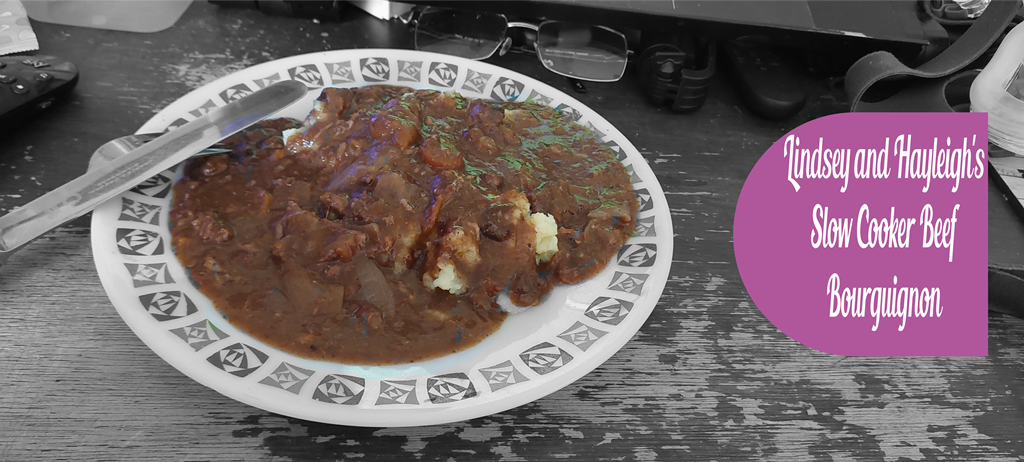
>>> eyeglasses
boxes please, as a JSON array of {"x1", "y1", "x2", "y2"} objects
[{"x1": 404, "y1": 7, "x2": 630, "y2": 83}]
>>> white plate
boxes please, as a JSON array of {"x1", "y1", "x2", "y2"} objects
[{"x1": 90, "y1": 49, "x2": 672, "y2": 427}]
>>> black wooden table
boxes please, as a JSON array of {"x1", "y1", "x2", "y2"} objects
[{"x1": 2, "y1": 2, "x2": 1023, "y2": 460}]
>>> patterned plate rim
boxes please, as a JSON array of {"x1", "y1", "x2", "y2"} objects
[{"x1": 89, "y1": 49, "x2": 673, "y2": 427}]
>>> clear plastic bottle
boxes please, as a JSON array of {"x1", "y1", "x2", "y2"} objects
[
  {"x1": 971, "y1": 21, "x2": 1024, "y2": 155},
  {"x1": 953, "y1": 0, "x2": 990, "y2": 18},
  {"x1": 23, "y1": 1, "x2": 192, "y2": 34}
]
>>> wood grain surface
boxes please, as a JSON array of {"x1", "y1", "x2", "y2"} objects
[{"x1": 2, "y1": 2, "x2": 1022, "y2": 461}]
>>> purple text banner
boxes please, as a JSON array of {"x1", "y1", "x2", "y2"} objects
[{"x1": 733, "y1": 112, "x2": 988, "y2": 356}]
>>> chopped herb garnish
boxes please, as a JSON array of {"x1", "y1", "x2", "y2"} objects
[
  {"x1": 499, "y1": 152, "x2": 524, "y2": 171},
  {"x1": 453, "y1": 94, "x2": 468, "y2": 110},
  {"x1": 464, "y1": 164, "x2": 487, "y2": 176}
]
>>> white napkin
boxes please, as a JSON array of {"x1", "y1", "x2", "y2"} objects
[{"x1": 0, "y1": 0, "x2": 39, "y2": 56}]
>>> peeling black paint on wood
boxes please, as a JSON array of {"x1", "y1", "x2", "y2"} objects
[{"x1": 2, "y1": 2, "x2": 1023, "y2": 460}]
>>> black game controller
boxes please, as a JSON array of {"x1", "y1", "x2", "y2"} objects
[{"x1": 0, "y1": 54, "x2": 79, "y2": 132}]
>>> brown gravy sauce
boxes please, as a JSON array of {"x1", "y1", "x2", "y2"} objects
[{"x1": 170, "y1": 85, "x2": 637, "y2": 364}]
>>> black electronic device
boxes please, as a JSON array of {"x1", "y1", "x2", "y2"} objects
[
  {"x1": 720, "y1": 40, "x2": 806, "y2": 120},
  {"x1": 0, "y1": 54, "x2": 79, "y2": 133},
  {"x1": 435, "y1": 0, "x2": 945, "y2": 65}
]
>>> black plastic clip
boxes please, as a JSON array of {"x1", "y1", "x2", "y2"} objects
[{"x1": 637, "y1": 37, "x2": 717, "y2": 113}]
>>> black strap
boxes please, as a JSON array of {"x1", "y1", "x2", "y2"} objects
[
  {"x1": 845, "y1": 1, "x2": 1024, "y2": 318},
  {"x1": 845, "y1": 0, "x2": 1021, "y2": 112},
  {"x1": 990, "y1": 268, "x2": 1024, "y2": 317}
]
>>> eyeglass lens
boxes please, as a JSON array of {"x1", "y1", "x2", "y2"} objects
[
  {"x1": 536, "y1": 22, "x2": 628, "y2": 82},
  {"x1": 415, "y1": 8, "x2": 508, "y2": 60}
]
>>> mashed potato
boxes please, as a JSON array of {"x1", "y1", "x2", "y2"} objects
[
  {"x1": 424, "y1": 196, "x2": 559, "y2": 296},
  {"x1": 529, "y1": 212, "x2": 558, "y2": 263},
  {"x1": 282, "y1": 127, "x2": 301, "y2": 145},
  {"x1": 283, "y1": 100, "x2": 329, "y2": 147},
  {"x1": 422, "y1": 225, "x2": 479, "y2": 295},
  {"x1": 423, "y1": 259, "x2": 466, "y2": 295}
]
